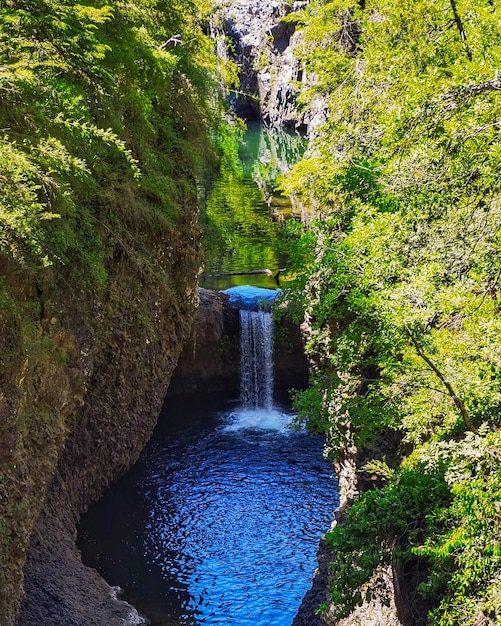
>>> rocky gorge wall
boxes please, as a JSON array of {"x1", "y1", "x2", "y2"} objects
[
  {"x1": 214, "y1": 0, "x2": 326, "y2": 133},
  {"x1": 290, "y1": 285, "x2": 405, "y2": 626},
  {"x1": 0, "y1": 0, "x2": 222, "y2": 621},
  {"x1": 292, "y1": 437, "x2": 404, "y2": 626},
  {"x1": 0, "y1": 194, "x2": 202, "y2": 625}
]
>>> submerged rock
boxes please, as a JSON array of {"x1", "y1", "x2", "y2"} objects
[{"x1": 222, "y1": 284, "x2": 280, "y2": 310}]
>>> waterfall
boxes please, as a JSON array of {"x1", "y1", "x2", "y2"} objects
[
  {"x1": 239, "y1": 309, "x2": 274, "y2": 410},
  {"x1": 221, "y1": 285, "x2": 278, "y2": 411}
]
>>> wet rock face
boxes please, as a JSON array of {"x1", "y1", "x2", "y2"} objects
[
  {"x1": 168, "y1": 289, "x2": 241, "y2": 397},
  {"x1": 3, "y1": 208, "x2": 202, "y2": 626},
  {"x1": 219, "y1": 0, "x2": 324, "y2": 132},
  {"x1": 168, "y1": 288, "x2": 309, "y2": 399}
]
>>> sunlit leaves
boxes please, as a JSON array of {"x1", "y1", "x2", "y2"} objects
[
  {"x1": 283, "y1": 0, "x2": 501, "y2": 622},
  {"x1": 0, "y1": 139, "x2": 59, "y2": 261},
  {"x1": 0, "y1": 0, "x2": 225, "y2": 275}
]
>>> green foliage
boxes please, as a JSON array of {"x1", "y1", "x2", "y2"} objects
[
  {"x1": 281, "y1": 0, "x2": 501, "y2": 622},
  {"x1": 408, "y1": 430, "x2": 501, "y2": 624},
  {"x1": 325, "y1": 466, "x2": 451, "y2": 620},
  {"x1": 325, "y1": 434, "x2": 501, "y2": 624},
  {"x1": 0, "y1": 0, "x2": 226, "y2": 279}
]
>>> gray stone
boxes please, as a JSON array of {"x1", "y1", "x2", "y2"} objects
[{"x1": 215, "y1": 0, "x2": 326, "y2": 133}]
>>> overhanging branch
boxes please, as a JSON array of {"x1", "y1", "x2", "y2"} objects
[
  {"x1": 405, "y1": 328, "x2": 476, "y2": 433},
  {"x1": 442, "y1": 79, "x2": 501, "y2": 111},
  {"x1": 449, "y1": 0, "x2": 472, "y2": 60}
]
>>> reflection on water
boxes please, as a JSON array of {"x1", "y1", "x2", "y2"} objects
[
  {"x1": 78, "y1": 397, "x2": 339, "y2": 626},
  {"x1": 240, "y1": 121, "x2": 307, "y2": 201},
  {"x1": 201, "y1": 122, "x2": 307, "y2": 291}
]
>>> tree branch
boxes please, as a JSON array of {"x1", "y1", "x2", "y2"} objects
[
  {"x1": 158, "y1": 34, "x2": 182, "y2": 50},
  {"x1": 441, "y1": 79, "x2": 501, "y2": 111},
  {"x1": 449, "y1": 0, "x2": 472, "y2": 60},
  {"x1": 202, "y1": 268, "x2": 286, "y2": 285},
  {"x1": 405, "y1": 328, "x2": 476, "y2": 433},
  {"x1": 460, "y1": 78, "x2": 501, "y2": 97}
]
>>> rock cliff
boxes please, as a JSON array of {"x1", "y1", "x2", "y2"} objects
[
  {"x1": 0, "y1": 185, "x2": 202, "y2": 626},
  {"x1": 168, "y1": 288, "x2": 240, "y2": 397},
  {"x1": 0, "y1": 2, "x2": 219, "y2": 622},
  {"x1": 216, "y1": 0, "x2": 326, "y2": 133},
  {"x1": 292, "y1": 441, "x2": 403, "y2": 626}
]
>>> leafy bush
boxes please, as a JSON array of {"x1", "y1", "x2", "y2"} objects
[
  {"x1": 281, "y1": 0, "x2": 501, "y2": 622},
  {"x1": 325, "y1": 466, "x2": 451, "y2": 620}
]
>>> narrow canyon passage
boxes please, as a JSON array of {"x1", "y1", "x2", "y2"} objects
[
  {"x1": 78, "y1": 300, "x2": 339, "y2": 625},
  {"x1": 77, "y1": 114, "x2": 329, "y2": 626}
]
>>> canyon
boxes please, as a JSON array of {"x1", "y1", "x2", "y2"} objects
[{"x1": 2, "y1": 2, "x2": 399, "y2": 625}]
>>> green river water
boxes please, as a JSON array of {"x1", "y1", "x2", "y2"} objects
[{"x1": 200, "y1": 121, "x2": 307, "y2": 291}]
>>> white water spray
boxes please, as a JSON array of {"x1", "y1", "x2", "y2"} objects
[{"x1": 221, "y1": 285, "x2": 293, "y2": 433}]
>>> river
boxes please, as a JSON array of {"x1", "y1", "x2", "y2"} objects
[{"x1": 200, "y1": 121, "x2": 307, "y2": 291}]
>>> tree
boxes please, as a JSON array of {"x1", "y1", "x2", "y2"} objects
[{"x1": 281, "y1": 0, "x2": 501, "y2": 622}]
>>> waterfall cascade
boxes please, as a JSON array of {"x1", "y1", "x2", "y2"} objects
[
  {"x1": 239, "y1": 308, "x2": 274, "y2": 409},
  {"x1": 222, "y1": 285, "x2": 278, "y2": 411}
]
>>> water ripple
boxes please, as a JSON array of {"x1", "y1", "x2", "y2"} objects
[{"x1": 78, "y1": 398, "x2": 339, "y2": 626}]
